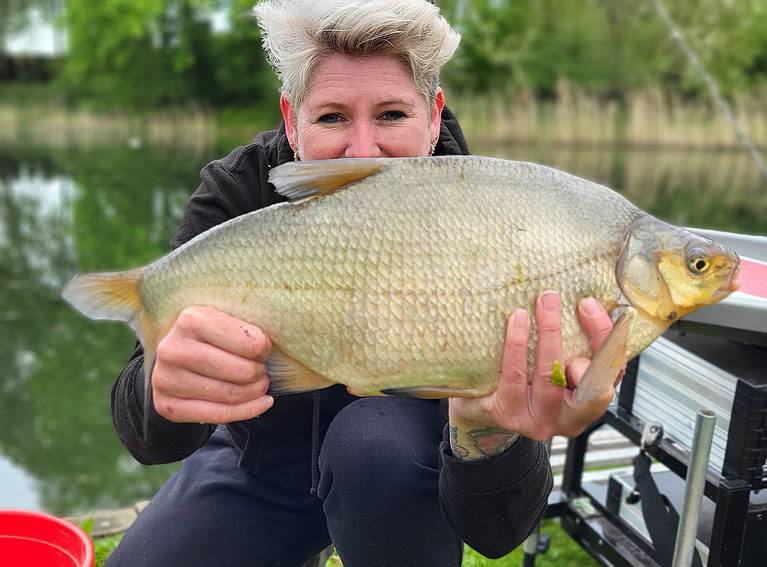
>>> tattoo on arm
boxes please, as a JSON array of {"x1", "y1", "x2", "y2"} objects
[
  {"x1": 449, "y1": 424, "x2": 520, "y2": 461},
  {"x1": 449, "y1": 425, "x2": 470, "y2": 459}
]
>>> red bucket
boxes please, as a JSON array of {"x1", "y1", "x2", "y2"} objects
[{"x1": 0, "y1": 510, "x2": 94, "y2": 567}]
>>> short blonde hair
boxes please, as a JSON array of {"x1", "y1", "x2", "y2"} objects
[{"x1": 253, "y1": 0, "x2": 460, "y2": 108}]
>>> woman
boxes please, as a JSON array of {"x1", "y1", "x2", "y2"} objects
[{"x1": 107, "y1": 2, "x2": 617, "y2": 566}]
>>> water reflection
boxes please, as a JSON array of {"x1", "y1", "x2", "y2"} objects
[
  {"x1": 0, "y1": 142, "x2": 764, "y2": 516},
  {"x1": 0, "y1": 145, "x2": 216, "y2": 515}
]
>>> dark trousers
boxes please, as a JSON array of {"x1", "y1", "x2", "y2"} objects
[{"x1": 106, "y1": 397, "x2": 462, "y2": 567}]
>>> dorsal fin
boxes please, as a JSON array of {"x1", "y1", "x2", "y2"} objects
[{"x1": 269, "y1": 158, "x2": 384, "y2": 202}]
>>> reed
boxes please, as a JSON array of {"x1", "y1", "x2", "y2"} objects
[
  {"x1": 0, "y1": 102, "x2": 216, "y2": 152},
  {"x1": 449, "y1": 82, "x2": 767, "y2": 151}
]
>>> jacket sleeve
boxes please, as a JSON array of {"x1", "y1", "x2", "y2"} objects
[
  {"x1": 111, "y1": 141, "x2": 277, "y2": 464},
  {"x1": 439, "y1": 428, "x2": 553, "y2": 558}
]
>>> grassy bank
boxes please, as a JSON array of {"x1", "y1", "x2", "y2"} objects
[
  {"x1": 92, "y1": 520, "x2": 596, "y2": 567},
  {"x1": 2, "y1": 82, "x2": 765, "y2": 152}
]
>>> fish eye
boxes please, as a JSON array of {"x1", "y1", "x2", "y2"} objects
[
  {"x1": 690, "y1": 258, "x2": 709, "y2": 273},
  {"x1": 686, "y1": 248, "x2": 711, "y2": 274}
]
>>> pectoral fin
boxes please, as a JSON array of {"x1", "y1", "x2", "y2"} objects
[
  {"x1": 266, "y1": 348, "x2": 337, "y2": 395},
  {"x1": 575, "y1": 308, "x2": 635, "y2": 404}
]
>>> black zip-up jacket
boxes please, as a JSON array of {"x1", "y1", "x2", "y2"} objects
[{"x1": 111, "y1": 108, "x2": 552, "y2": 558}]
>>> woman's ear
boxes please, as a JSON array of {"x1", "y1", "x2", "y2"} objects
[
  {"x1": 280, "y1": 93, "x2": 298, "y2": 150},
  {"x1": 430, "y1": 88, "x2": 445, "y2": 143}
]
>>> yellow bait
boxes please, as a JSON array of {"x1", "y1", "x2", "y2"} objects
[{"x1": 551, "y1": 360, "x2": 567, "y2": 388}]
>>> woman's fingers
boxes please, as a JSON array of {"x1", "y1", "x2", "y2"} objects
[
  {"x1": 175, "y1": 306, "x2": 272, "y2": 362},
  {"x1": 450, "y1": 293, "x2": 621, "y2": 442},
  {"x1": 156, "y1": 338, "x2": 267, "y2": 384},
  {"x1": 559, "y1": 384, "x2": 615, "y2": 432},
  {"x1": 154, "y1": 366, "x2": 270, "y2": 404},
  {"x1": 578, "y1": 298, "x2": 614, "y2": 354},
  {"x1": 152, "y1": 306, "x2": 276, "y2": 424},
  {"x1": 496, "y1": 310, "x2": 530, "y2": 400},
  {"x1": 565, "y1": 357, "x2": 591, "y2": 389},
  {"x1": 560, "y1": 352, "x2": 618, "y2": 435},
  {"x1": 530, "y1": 292, "x2": 565, "y2": 424},
  {"x1": 478, "y1": 308, "x2": 530, "y2": 430},
  {"x1": 155, "y1": 394, "x2": 275, "y2": 424}
]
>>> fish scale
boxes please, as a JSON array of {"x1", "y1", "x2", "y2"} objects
[{"x1": 64, "y1": 156, "x2": 739, "y2": 405}]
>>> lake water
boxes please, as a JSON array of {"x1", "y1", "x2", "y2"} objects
[{"x1": 1, "y1": 140, "x2": 765, "y2": 516}]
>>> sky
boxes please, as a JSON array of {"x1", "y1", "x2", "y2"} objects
[{"x1": 3, "y1": 8, "x2": 65, "y2": 57}]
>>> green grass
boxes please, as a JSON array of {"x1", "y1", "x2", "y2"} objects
[
  {"x1": 94, "y1": 534, "x2": 123, "y2": 567},
  {"x1": 327, "y1": 520, "x2": 597, "y2": 566},
  {"x1": 91, "y1": 520, "x2": 595, "y2": 566},
  {"x1": 462, "y1": 520, "x2": 598, "y2": 566}
]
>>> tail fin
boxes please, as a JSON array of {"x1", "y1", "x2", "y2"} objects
[
  {"x1": 62, "y1": 268, "x2": 146, "y2": 323},
  {"x1": 62, "y1": 268, "x2": 159, "y2": 441}
]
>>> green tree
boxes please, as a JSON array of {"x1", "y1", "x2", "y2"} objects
[
  {"x1": 209, "y1": 0, "x2": 278, "y2": 106},
  {"x1": 663, "y1": 0, "x2": 767, "y2": 96},
  {"x1": 62, "y1": 0, "x2": 219, "y2": 108},
  {"x1": 60, "y1": 0, "x2": 275, "y2": 109},
  {"x1": 439, "y1": 0, "x2": 767, "y2": 99}
]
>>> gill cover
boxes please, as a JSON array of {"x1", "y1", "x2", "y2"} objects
[{"x1": 617, "y1": 217, "x2": 740, "y2": 322}]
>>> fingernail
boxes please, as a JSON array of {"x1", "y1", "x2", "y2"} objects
[
  {"x1": 541, "y1": 291, "x2": 559, "y2": 312},
  {"x1": 580, "y1": 297, "x2": 600, "y2": 317},
  {"x1": 512, "y1": 309, "x2": 529, "y2": 328}
]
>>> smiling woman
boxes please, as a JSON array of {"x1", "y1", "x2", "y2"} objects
[{"x1": 101, "y1": 2, "x2": 617, "y2": 567}]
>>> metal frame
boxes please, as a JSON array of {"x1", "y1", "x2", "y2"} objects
[{"x1": 541, "y1": 346, "x2": 767, "y2": 566}]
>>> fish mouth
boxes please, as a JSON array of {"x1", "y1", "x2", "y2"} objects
[{"x1": 713, "y1": 259, "x2": 741, "y2": 301}]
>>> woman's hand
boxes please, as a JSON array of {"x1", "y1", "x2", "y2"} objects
[
  {"x1": 151, "y1": 306, "x2": 274, "y2": 424},
  {"x1": 448, "y1": 292, "x2": 619, "y2": 460}
]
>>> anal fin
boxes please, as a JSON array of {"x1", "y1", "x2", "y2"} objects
[
  {"x1": 267, "y1": 348, "x2": 336, "y2": 395},
  {"x1": 575, "y1": 308, "x2": 635, "y2": 403},
  {"x1": 381, "y1": 386, "x2": 488, "y2": 399}
]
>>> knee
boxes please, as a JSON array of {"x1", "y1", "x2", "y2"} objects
[{"x1": 318, "y1": 397, "x2": 442, "y2": 498}]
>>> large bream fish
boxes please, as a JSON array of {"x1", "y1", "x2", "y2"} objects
[{"x1": 63, "y1": 156, "x2": 739, "y2": 423}]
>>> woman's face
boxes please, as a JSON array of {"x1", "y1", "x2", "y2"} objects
[{"x1": 281, "y1": 53, "x2": 444, "y2": 160}]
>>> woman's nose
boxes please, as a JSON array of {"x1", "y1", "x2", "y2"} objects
[{"x1": 344, "y1": 123, "x2": 381, "y2": 158}]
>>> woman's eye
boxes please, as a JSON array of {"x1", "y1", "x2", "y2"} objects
[
  {"x1": 318, "y1": 113, "x2": 344, "y2": 124},
  {"x1": 379, "y1": 110, "x2": 406, "y2": 121}
]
